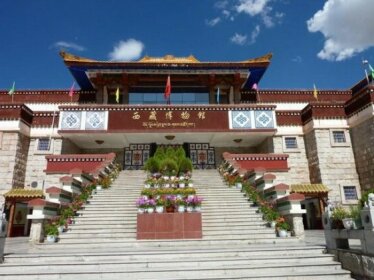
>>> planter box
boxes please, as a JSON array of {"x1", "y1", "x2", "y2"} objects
[{"x1": 137, "y1": 213, "x2": 202, "y2": 240}]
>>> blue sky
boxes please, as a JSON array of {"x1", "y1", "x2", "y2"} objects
[{"x1": 1, "y1": 0, "x2": 374, "y2": 91}]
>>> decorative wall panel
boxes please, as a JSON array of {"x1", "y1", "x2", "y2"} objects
[
  {"x1": 59, "y1": 111, "x2": 108, "y2": 130},
  {"x1": 188, "y1": 143, "x2": 215, "y2": 169}
]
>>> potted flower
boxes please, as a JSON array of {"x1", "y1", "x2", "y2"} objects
[
  {"x1": 276, "y1": 217, "x2": 290, "y2": 237},
  {"x1": 57, "y1": 218, "x2": 66, "y2": 233},
  {"x1": 264, "y1": 209, "x2": 279, "y2": 228},
  {"x1": 144, "y1": 178, "x2": 153, "y2": 188},
  {"x1": 146, "y1": 198, "x2": 156, "y2": 213},
  {"x1": 350, "y1": 205, "x2": 362, "y2": 229},
  {"x1": 175, "y1": 198, "x2": 186, "y2": 213},
  {"x1": 185, "y1": 196, "x2": 194, "y2": 212},
  {"x1": 165, "y1": 195, "x2": 176, "y2": 213},
  {"x1": 196, "y1": 196, "x2": 204, "y2": 212},
  {"x1": 234, "y1": 176, "x2": 243, "y2": 189},
  {"x1": 136, "y1": 197, "x2": 148, "y2": 214},
  {"x1": 155, "y1": 198, "x2": 164, "y2": 213},
  {"x1": 44, "y1": 223, "x2": 58, "y2": 243},
  {"x1": 331, "y1": 206, "x2": 350, "y2": 229}
]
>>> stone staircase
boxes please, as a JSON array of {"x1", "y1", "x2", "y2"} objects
[{"x1": 0, "y1": 169, "x2": 352, "y2": 279}]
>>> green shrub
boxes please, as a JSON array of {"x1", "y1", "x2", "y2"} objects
[
  {"x1": 44, "y1": 223, "x2": 58, "y2": 236},
  {"x1": 331, "y1": 206, "x2": 350, "y2": 221},
  {"x1": 144, "y1": 157, "x2": 160, "y2": 173},
  {"x1": 160, "y1": 158, "x2": 178, "y2": 176},
  {"x1": 360, "y1": 189, "x2": 374, "y2": 207},
  {"x1": 178, "y1": 157, "x2": 193, "y2": 175}
]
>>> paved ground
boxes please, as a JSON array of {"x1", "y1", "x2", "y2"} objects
[
  {"x1": 1, "y1": 230, "x2": 362, "y2": 256},
  {"x1": 1, "y1": 230, "x2": 327, "y2": 256}
]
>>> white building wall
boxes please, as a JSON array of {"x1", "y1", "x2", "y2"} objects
[
  {"x1": 271, "y1": 135, "x2": 311, "y2": 185},
  {"x1": 305, "y1": 129, "x2": 361, "y2": 204}
]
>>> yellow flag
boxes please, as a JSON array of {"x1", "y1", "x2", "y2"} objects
[
  {"x1": 115, "y1": 87, "x2": 120, "y2": 103},
  {"x1": 313, "y1": 84, "x2": 318, "y2": 100}
]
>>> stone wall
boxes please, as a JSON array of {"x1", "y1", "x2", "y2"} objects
[
  {"x1": 12, "y1": 133, "x2": 30, "y2": 188},
  {"x1": 304, "y1": 131, "x2": 322, "y2": 184},
  {"x1": 305, "y1": 129, "x2": 361, "y2": 203},
  {"x1": 0, "y1": 133, "x2": 22, "y2": 204},
  {"x1": 350, "y1": 117, "x2": 374, "y2": 191},
  {"x1": 271, "y1": 136, "x2": 311, "y2": 185}
]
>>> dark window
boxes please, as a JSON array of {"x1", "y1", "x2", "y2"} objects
[
  {"x1": 333, "y1": 131, "x2": 346, "y2": 143},
  {"x1": 343, "y1": 186, "x2": 358, "y2": 200},
  {"x1": 37, "y1": 138, "x2": 50, "y2": 151},
  {"x1": 285, "y1": 137, "x2": 298, "y2": 149},
  {"x1": 129, "y1": 93, "x2": 209, "y2": 105}
]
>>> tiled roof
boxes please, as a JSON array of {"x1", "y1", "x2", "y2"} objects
[
  {"x1": 291, "y1": 184, "x2": 329, "y2": 194},
  {"x1": 3, "y1": 189, "x2": 44, "y2": 199}
]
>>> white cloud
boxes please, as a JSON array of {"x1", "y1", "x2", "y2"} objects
[
  {"x1": 215, "y1": 0, "x2": 229, "y2": 10},
  {"x1": 206, "y1": 17, "x2": 221, "y2": 27},
  {"x1": 53, "y1": 41, "x2": 85, "y2": 51},
  {"x1": 291, "y1": 55, "x2": 302, "y2": 63},
  {"x1": 249, "y1": 25, "x2": 261, "y2": 44},
  {"x1": 108, "y1": 39, "x2": 145, "y2": 61},
  {"x1": 231, "y1": 33, "x2": 248, "y2": 45},
  {"x1": 235, "y1": 0, "x2": 276, "y2": 28},
  {"x1": 307, "y1": 0, "x2": 374, "y2": 61},
  {"x1": 236, "y1": 0, "x2": 270, "y2": 16}
]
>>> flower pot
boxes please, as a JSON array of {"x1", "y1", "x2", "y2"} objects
[
  {"x1": 177, "y1": 205, "x2": 185, "y2": 213},
  {"x1": 144, "y1": 184, "x2": 151, "y2": 189},
  {"x1": 278, "y1": 229, "x2": 287, "y2": 238},
  {"x1": 96, "y1": 185, "x2": 102, "y2": 191},
  {"x1": 46, "y1": 235, "x2": 56, "y2": 243},
  {"x1": 155, "y1": 206, "x2": 164, "y2": 213},
  {"x1": 186, "y1": 206, "x2": 193, "y2": 213},
  {"x1": 147, "y1": 208, "x2": 155, "y2": 214},
  {"x1": 342, "y1": 218, "x2": 354, "y2": 230},
  {"x1": 170, "y1": 176, "x2": 176, "y2": 180},
  {"x1": 163, "y1": 176, "x2": 169, "y2": 180},
  {"x1": 57, "y1": 226, "x2": 64, "y2": 234},
  {"x1": 235, "y1": 183, "x2": 242, "y2": 189},
  {"x1": 164, "y1": 183, "x2": 170, "y2": 188},
  {"x1": 179, "y1": 176, "x2": 185, "y2": 181},
  {"x1": 138, "y1": 208, "x2": 145, "y2": 214},
  {"x1": 270, "y1": 221, "x2": 276, "y2": 228},
  {"x1": 166, "y1": 206, "x2": 175, "y2": 213},
  {"x1": 188, "y1": 183, "x2": 194, "y2": 187},
  {"x1": 194, "y1": 206, "x2": 201, "y2": 212},
  {"x1": 179, "y1": 183, "x2": 185, "y2": 188},
  {"x1": 332, "y1": 219, "x2": 344, "y2": 229}
]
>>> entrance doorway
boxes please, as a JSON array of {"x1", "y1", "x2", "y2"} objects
[{"x1": 123, "y1": 143, "x2": 216, "y2": 169}]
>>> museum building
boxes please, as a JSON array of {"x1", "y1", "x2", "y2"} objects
[{"x1": 0, "y1": 51, "x2": 373, "y2": 236}]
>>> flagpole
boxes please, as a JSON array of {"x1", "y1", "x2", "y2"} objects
[{"x1": 362, "y1": 60, "x2": 370, "y2": 84}]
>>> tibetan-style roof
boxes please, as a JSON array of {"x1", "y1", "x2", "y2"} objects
[
  {"x1": 60, "y1": 51, "x2": 272, "y2": 65},
  {"x1": 138, "y1": 55, "x2": 200, "y2": 64},
  {"x1": 60, "y1": 51, "x2": 272, "y2": 91},
  {"x1": 3, "y1": 189, "x2": 44, "y2": 199},
  {"x1": 291, "y1": 184, "x2": 330, "y2": 194}
]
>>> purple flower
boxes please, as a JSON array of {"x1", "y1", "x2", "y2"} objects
[{"x1": 136, "y1": 197, "x2": 148, "y2": 207}]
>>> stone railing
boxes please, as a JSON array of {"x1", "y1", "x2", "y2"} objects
[
  {"x1": 219, "y1": 159, "x2": 306, "y2": 238},
  {"x1": 27, "y1": 154, "x2": 117, "y2": 243},
  {"x1": 323, "y1": 200, "x2": 374, "y2": 279}
]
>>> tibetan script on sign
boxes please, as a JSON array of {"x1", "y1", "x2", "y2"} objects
[{"x1": 131, "y1": 110, "x2": 206, "y2": 129}]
